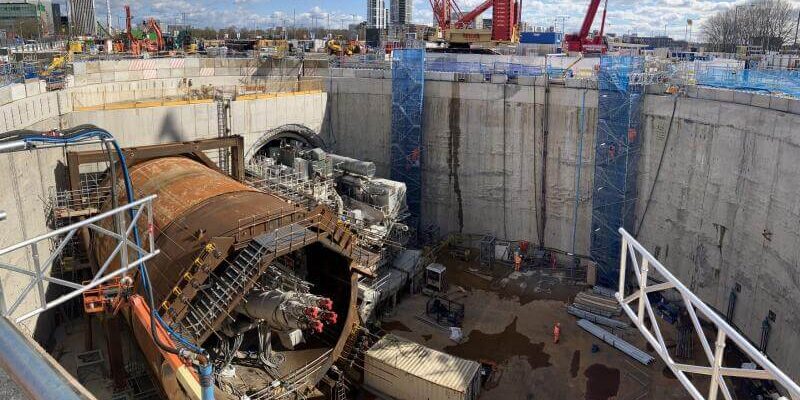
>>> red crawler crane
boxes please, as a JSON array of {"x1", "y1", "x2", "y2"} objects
[
  {"x1": 563, "y1": 0, "x2": 609, "y2": 53},
  {"x1": 429, "y1": 0, "x2": 521, "y2": 43}
]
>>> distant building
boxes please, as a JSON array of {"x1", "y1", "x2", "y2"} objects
[
  {"x1": 367, "y1": 0, "x2": 388, "y2": 29},
  {"x1": 0, "y1": 0, "x2": 55, "y2": 38},
  {"x1": 51, "y1": 2, "x2": 64, "y2": 35},
  {"x1": 621, "y1": 34, "x2": 686, "y2": 49},
  {"x1": 167, "y1": 24, "x2": 190, "y2": 33},
  {"x1": 390, "y1": 0, "x2": 411, "y2": 26},
  {"x1": 68, "y1": 0, "x2": 96, "y2": 36},
  {"x1": 387, "y1": 23, "x2": 430, "y2": 42},
  {"x1": 481, "y1": 18, "x2": 492, "y2": 30}
]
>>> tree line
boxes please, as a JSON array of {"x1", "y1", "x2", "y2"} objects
[{"x1": 703, "y1": 0, "x2": 799, "y2": 52}]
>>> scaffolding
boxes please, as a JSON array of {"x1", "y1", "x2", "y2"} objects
[
  {"x1": 694, "y1": 63, "x2": 800, "y2": 98},
  {"x1": 390, "y1": 49, "x2": 425, "y2": 234},
  {"x1": 590, "y1": 56, "x2": 644, "y2": 287}
]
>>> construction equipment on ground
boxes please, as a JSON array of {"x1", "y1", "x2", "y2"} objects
[
  {"x1": 326, "y1": 37, "x2": 363, "y2": 56},
  {"x1": 429, "y1": 0, "x2": 521, "y2": 47},
  {"x1": 40, "y1": 52, "x2": 71, "y2": 77},
  {"x1": 563, "y1": 0, "x2": 609, "y2": 54},
  {"x1": 68, "y1": 40, "x2": 84, "y2": 53},
  {"x1": 124, "y1": 5, "x2": 164, "y2": 55}
]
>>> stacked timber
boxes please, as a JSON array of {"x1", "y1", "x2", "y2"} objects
[{"x1": 573, "y1": 291, "x2": 622, "y2": 317}]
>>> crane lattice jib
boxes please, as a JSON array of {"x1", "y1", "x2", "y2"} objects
[{"x1": 455, "y1": 0, "x2": 493, "y2": 28}]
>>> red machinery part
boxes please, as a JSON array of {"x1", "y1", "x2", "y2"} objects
[
  {"x1": 318, "y1": 298, "x2": 333, "y2": 311},
  {"x1": 429, "y1": 0, "x2": 520, "y2": 42},
  {"x1": 322, "y1": 312, "x2": 338, "y2": 325},
  {"x1": 564, "y1": 0, "x2": 608, "y2": 53},
  {"x1": 82, "y1": 277, "x2": 130, "y2": 314},
  {"x1": 305, "y1": 307, "x2": 320, "y2": 319}
]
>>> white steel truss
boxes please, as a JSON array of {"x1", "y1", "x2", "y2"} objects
[
  {"x1": 616, "y1": 228, "x2": 800, "y2": 400},
  {"x1": 0, "y1": 195, "x2": 160, "y2": 324}
]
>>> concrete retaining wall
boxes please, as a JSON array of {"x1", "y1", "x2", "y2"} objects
[
  {"x1": 1, "y1": 59, "x2": 800, "y2": 382},
  {"x1": 324, "y1": 73, "x2": 800, "y2": 381},
  {"x1": 70, "y1": 57, "x2": 320, "y2": 87}
]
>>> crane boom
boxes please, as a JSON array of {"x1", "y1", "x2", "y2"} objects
[
  {"x1": 454, "y1": 0, "x2": 492, "y2": 27},
  {"x1": 577, "y1": 0, "x2": 602, "y2": 38},
  {"x1": 430, "y1": 0, "x2": 519, "y2": 45},
  {"x1": 564, "y1": 0, "x2": 608, "y2": 53},
  {"x1": 598, "y1": 0, "x2": 608, "y2": 37}
]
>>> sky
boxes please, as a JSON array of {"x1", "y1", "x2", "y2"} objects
[{"x1": 61, "y1": 0, "x2": 800, "y2": 39}]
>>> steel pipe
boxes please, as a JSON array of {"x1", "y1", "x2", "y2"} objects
[
  {"x1": 0, "y1": 316, "x2": 91, "y2": 399},
  {"x1": 0, "y1": 140, "x2": 27, "y2": 153}
]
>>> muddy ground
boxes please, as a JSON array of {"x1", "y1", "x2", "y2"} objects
[{"x1": 377, "y1": 253, "x2": 692, "y2": 400}]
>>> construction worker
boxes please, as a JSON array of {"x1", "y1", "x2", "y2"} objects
[
  {"x1": 553, "y1": 322, "x2": 561, "y2": 344},
  {"x1": 514, "y1": 251, "x2": 522, "y2": 272}
]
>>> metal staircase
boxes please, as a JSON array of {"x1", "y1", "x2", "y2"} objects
[
  {"x1": 182, "y1": 236, "x2": 270, "y2": 340},
  {"x1": 182, "y1": 224, "x2": 317, "y2": 342}
]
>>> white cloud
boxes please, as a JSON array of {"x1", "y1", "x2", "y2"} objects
[
  {"x1": 90, "y1": 0, "x2": 800, "y2": 38},
  {"x1": 412, "y1": 0, "x2": 794, "y2": 37}
]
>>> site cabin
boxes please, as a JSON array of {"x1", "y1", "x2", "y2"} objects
[{"x1": 364, "y1": 334, "x2": 481, "y2": 400}]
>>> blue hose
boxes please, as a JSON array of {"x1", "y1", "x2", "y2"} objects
[
  {"x1": 198, "y1": 363, "x2": 215, "y2": 400},
  {"x1": 22, "y1": 130, "x2": 205, "y2": 354}
]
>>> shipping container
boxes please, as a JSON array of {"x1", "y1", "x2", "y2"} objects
[
  {"x1": 364, "y1": 334, "x2": 481, "y2": 400},
  {"x1": 520, "y1": 31, "x2": 562, "y2": 44}
]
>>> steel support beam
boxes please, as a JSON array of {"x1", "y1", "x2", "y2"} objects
[{"x1": 616, "y1": 228, "x2": 800, "y2": 400}]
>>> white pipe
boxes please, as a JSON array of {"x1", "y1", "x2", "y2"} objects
[{"x1": 0, "y1": 141, "x2": 27, "y2": 153}]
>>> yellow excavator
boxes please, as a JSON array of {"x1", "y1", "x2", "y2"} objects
[
  {"x1": 325, "y1": 36, "x2": 363, "y2": 56},
  {"x1": 41, "y1": 52, "x2": 72, "y2": 77}
]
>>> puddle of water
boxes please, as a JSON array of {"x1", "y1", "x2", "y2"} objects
[
  {"x1": 570, "y1": 350, "x2": 581, "y2": 378},
  {"x1": 584, "y1": 364, "x2": 620, "y2": 400},
  {"x1": 438, "y1": 253, "x2": 582, "y2": 305},
  {"x1": 444, "y1": 317, "x2": 551, "y2": 370}
]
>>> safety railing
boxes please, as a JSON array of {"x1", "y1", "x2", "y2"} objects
[
  {"x1": 330, "y1": 54, "x2": 390, "y2": 70},
  {"x1": 235, "y1": 78, "x2": 324, "y2": 100},
  {"x1": 693, "y1": 63, "x2": 800, "y2": 98},
  {"x1": 0, "y1": 195, "x2": 159, "y2": 324},
  {"x1": 71, "y1": 85, "x2": 216, "y2": 111},
  {"x1": 0, "y1": 61, "x2": 43, "y2": 88},
  {"x1": 616, "y1": 228, "x2": 800, "y2": 400}
]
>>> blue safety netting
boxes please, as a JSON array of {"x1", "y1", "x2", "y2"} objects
[
  {"x1": 426, "y1": 60, "x2": 487, "y2": 74},
  {"x1": 590, "y1": 56, "x2": 644, "y2": 287},
  {"x1": 0, "y1": 62, "x2": 41, "y2": 87},
  {"x1": 391, "y1": 49, "x2": 425, "y2": 234},
  {"x1": 695, "y1": 65, "x2": 800, "y2": 98},
  {"x1": 424, "y1": 60, "x2": 568, "y2": 78}
]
